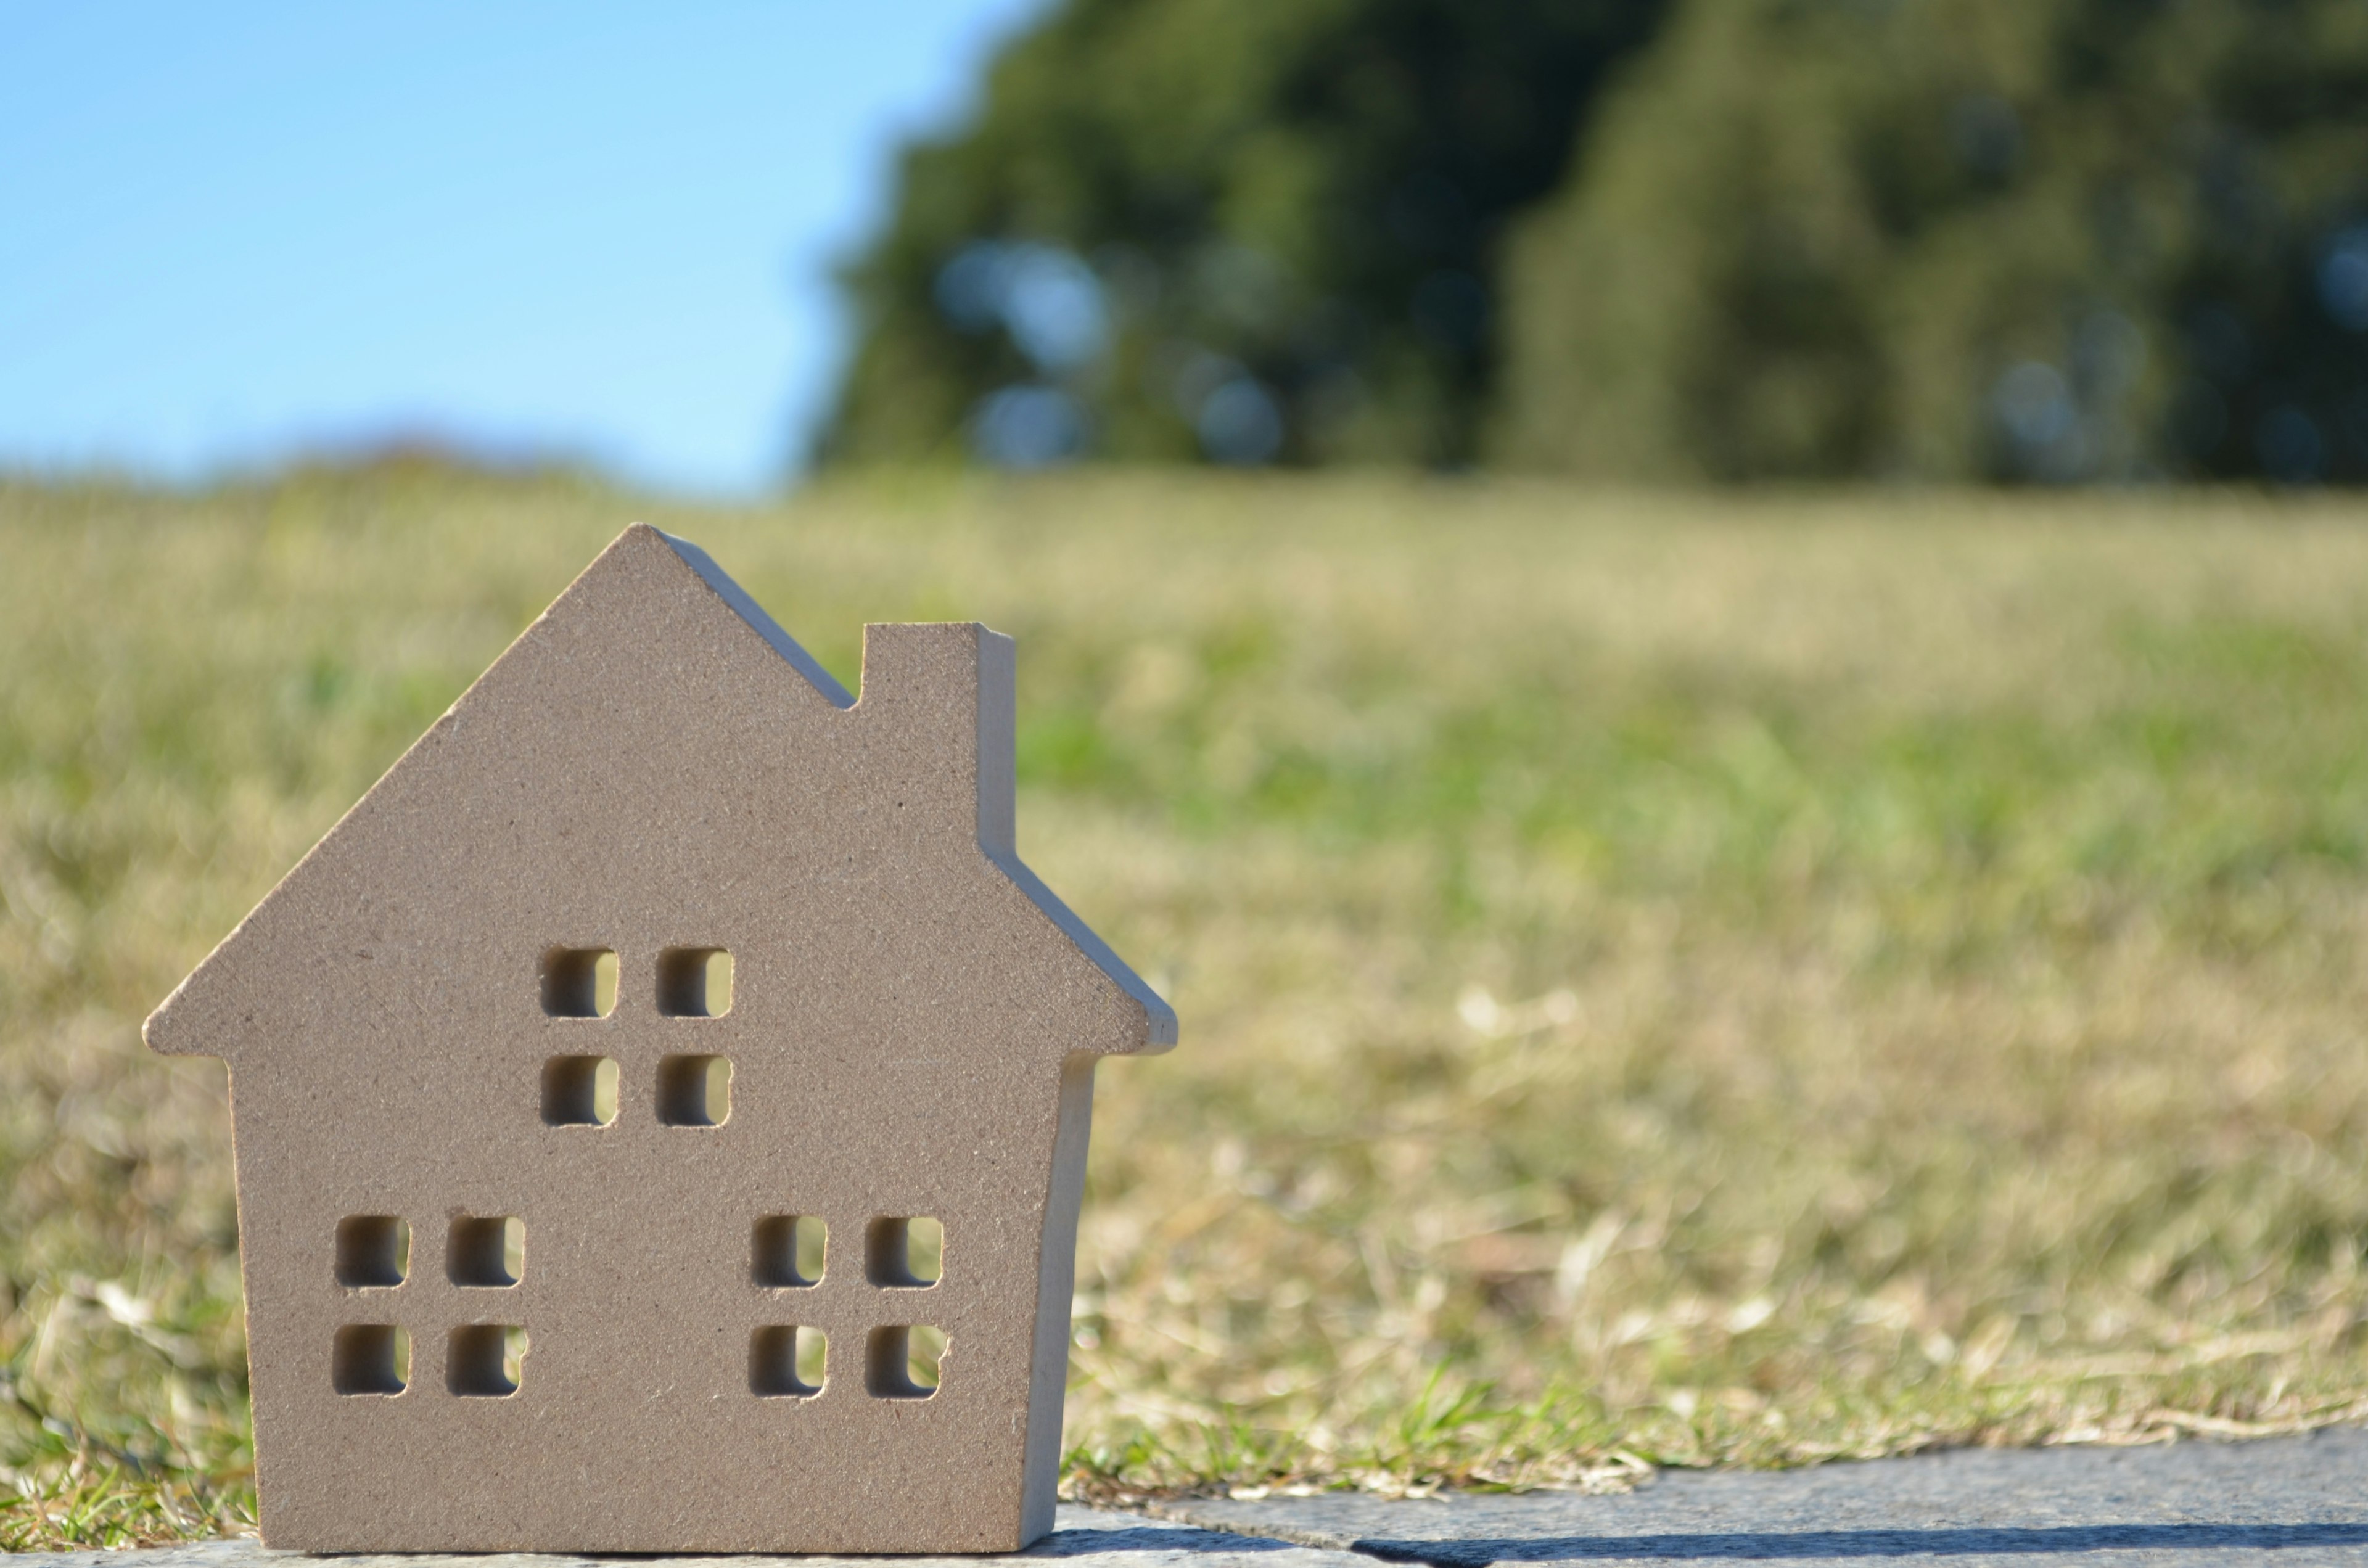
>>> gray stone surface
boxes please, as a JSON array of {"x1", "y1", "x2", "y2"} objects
[
  {"x1": 5, "y1": 1508, "x2": 1362, "y2": 1567},
  {"x1": 1148, "y1": 1428, "x2": 2368, "y2": 1565},
  {"x1": 15, "y1": 1434, "x2": 2368, "y2": 1563}
]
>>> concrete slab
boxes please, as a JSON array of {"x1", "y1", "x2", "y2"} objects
[
  {"x1": 20, "y1": 1434, "x2": 2368, "y2": 1564},
  {"x1": 1148, "y1": 1427, "x2": 2368, "y2": 1566},
  {"x1": 7, "y1": 1507, "x2": 1362, "y2": 1568}
]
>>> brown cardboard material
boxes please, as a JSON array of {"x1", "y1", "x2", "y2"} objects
[{"x1": 145, "y1": 525, "x2": 1177, "y2": 1554}]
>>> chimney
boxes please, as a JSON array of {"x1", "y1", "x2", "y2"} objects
[{"x1": 855, "y1": 622, "x2": 1017, "y2": 855}]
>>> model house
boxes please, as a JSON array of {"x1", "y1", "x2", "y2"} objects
[{"x1": 144, "y1": 524, "x2": 1177, "y2": 1554}]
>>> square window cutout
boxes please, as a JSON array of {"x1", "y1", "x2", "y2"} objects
[
  {"x1": 541, "y1": 1055, "x2": 619, "y2": 1126},
  {"x1": 543, "y1": 948, "x2": 618, "y2": 1018},
  {"x1": 657, "y1": 1054, "x2": 732, "y2": 1127},
  {"x1": 335, "y1": 1215, "x2": 409, "y2": 1287},
  {"x1": 865, "y1": 1324, "x2": 945, "y2": 1400},
  {"x1": 657, "y1": 947, "x2": 733, "y2": 1017},
  {"x1": 749, "y1": 1325, "x2": 827, "y2": 1398},
  {"x1": 332, "y1": 1324, "x2": 409, "y2": 1395},
  {"x1": 866, "y1": 1216, "x2": 943, "y2": 1287},
  {"x1": 448, "y1": 1216, "x2": 524, "y2": 1287},
  {"x1": 752, "y1": 1215, "x2": 826, "y2": 1287},
  {"x1": 448, "y1": 1324, "x2": 528, "y2": 1397}
]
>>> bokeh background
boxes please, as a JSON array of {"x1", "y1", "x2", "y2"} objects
[
  {"x1": 8, "y1": 0, "x2": 2368, "y2": 1548},
  {"x1": 13, "y1": 0, "x2": 2368, "y2": 488}
]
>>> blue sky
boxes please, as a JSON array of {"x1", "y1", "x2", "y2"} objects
[{"x1": 0, "y1": 2, "x2": 1048, "y2": 496}]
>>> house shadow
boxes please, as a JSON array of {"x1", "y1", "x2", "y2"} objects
[{"x1": 1347, "y1": 1524, "x2": 2368, "y2": 1562}]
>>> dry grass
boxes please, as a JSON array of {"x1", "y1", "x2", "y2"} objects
[{"x1": 5, "y1": 468, "x2": 2368, "y2": 1541}]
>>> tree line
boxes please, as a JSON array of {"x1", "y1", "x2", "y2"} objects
[{"x1": 818, "y1": 0, "x2": 2368, "y2": 483}]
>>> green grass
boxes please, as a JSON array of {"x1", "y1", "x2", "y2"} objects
[{"x1": 7, "y1": 467, "x2": 2368, "y2": 1541}]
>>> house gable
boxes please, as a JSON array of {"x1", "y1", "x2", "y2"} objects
[{"x1": 143, "y1": 522, "x2": 1175, "y2": 1065}]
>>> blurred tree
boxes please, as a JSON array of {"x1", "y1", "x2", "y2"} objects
[
  {"x1": 1493, "y1": 0, "x2": 2368, "y2": 483},
  {"x1": 812, "y1": 0, "x2": 1668, "y2": 470}
]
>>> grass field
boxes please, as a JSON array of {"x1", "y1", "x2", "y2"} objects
[{"x1": 7, "y1": 469, "x2": 2368, "y2": 1546}]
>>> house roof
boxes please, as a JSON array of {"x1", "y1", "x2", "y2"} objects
[{"x1": 144, "y1": 522, "x2": 1176, "y2": 1064}]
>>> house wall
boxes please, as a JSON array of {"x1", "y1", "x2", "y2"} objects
[
  {"x1": 151, "y1": 528, "x2": 1169, "y2": 1551},
  {"x1": 229, "y1": 923, "x2": 1084, "y2": 1551}
]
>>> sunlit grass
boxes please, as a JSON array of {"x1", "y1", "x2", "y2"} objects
[{"x1": 6, "y1": 467, "x2": 2368, "y2": 1537}]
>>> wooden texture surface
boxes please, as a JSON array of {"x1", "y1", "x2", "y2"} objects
[{"x1": 144, "y1": 525, "x2": 1175, "y2": 1552}]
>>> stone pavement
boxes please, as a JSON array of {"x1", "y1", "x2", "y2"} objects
[
  {"x1": 1150, "y1": 1426, "x2": 2368, "y2": 1565},
  {"x1": 10, "y1": 1430, "x2": 2368, "y2": 1566},
  {"x1": 6, "y1": 1508, "x2": 1370, "y2": 1568}
]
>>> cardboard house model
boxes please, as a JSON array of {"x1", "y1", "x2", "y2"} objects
[{"x1": 143, "y1": 525, "x2": 1177, "y2": 1554}]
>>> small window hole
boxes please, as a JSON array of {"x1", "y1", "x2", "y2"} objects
[
  {"x1": 657, "y1": 1054, "x2": 731, "y2": 1126},
  {"x1": 657, "y1": 947, "x2": 733, "y2": 1017},
  {"x1": 543, "y1": 948, "x2": 618, "y2": 1018},
  {"x1": 866, "y1": 1216, "x2": 943, "y2": 1286},
  {"x1": 448, "y1": 1216, "x2": 524, "y2": 1287},
  {"x1": 541, "y1": 1055, "x2": 619, "y2": 1126},
  {"x1": 332, "y1": 1324, "x2": 409, "y2": 1395},
  {"x1": 749, "y1": 1325, "x2": 826, "y2": 1397},
  {"x1": 865, "y1": 1325, "x2": 945, "y2": 1399},
  {"x1": 335, "y1": 1216, "x2": 409, "y2": 1287},
  {"x1": 752, "y1": 1216, "x2": 827, "y2": 1287},
  {"x1": 448, "y1": 1324, "x2": 528, "y2": 1397}
]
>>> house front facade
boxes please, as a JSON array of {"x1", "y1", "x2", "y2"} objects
[{"x1": 145, "y1": 526, "x2": 1175, "y2": 1553}]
